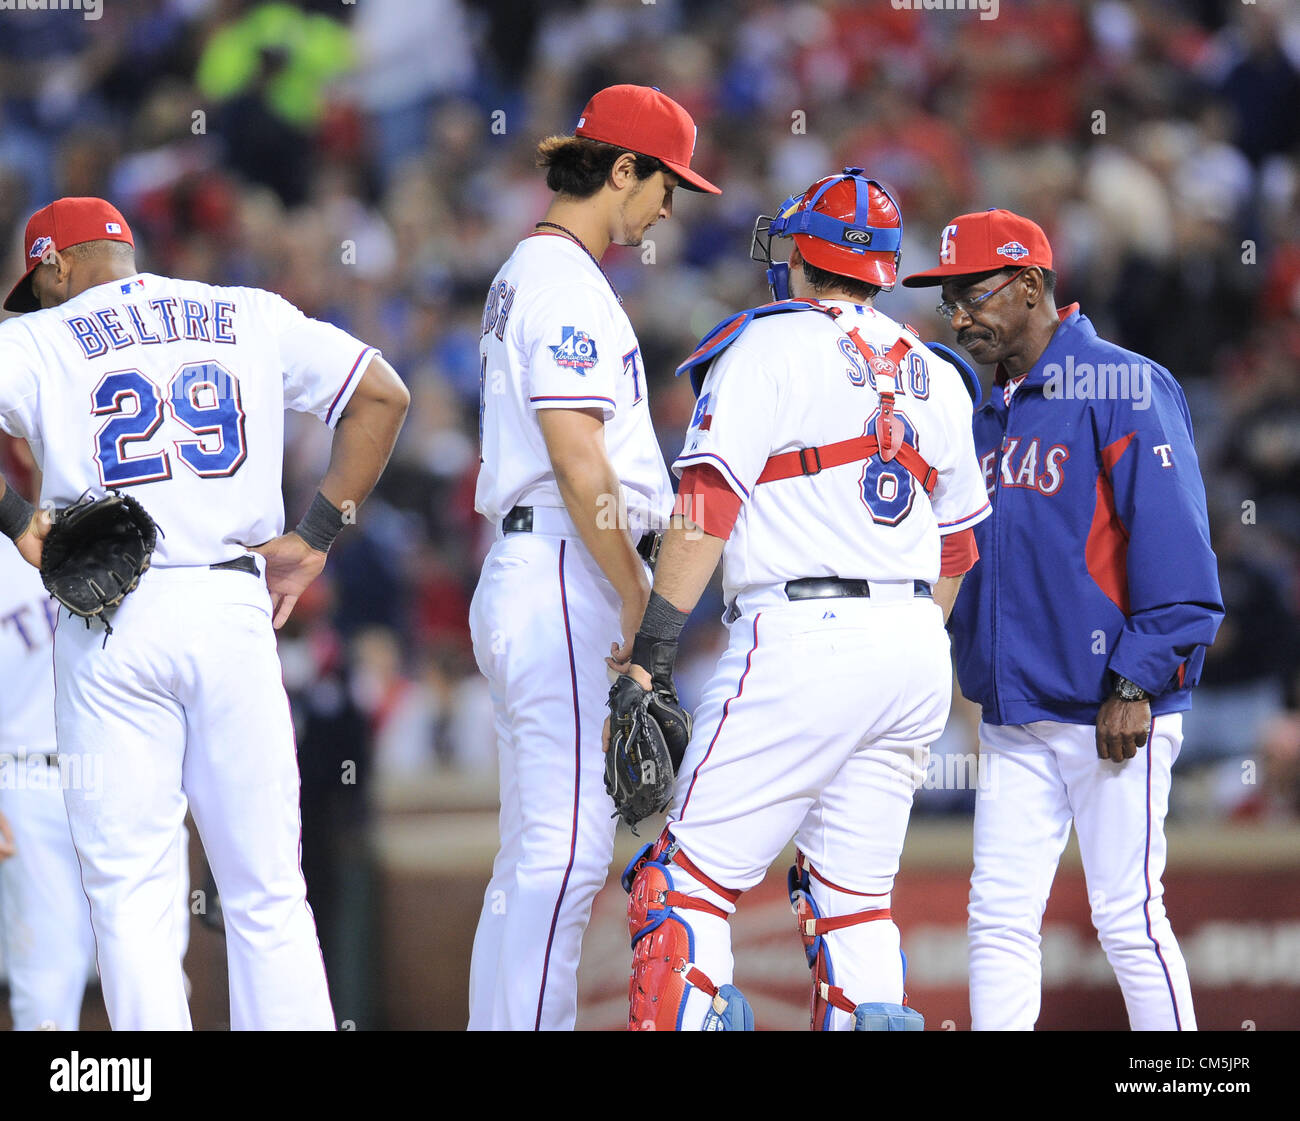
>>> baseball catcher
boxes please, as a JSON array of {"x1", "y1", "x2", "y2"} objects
[
  {"x1": 604, "y1": 168, "x2": 992, "y2": 1031},
  {"x1": 40, "y1": 491, "x2": 158, "y2": 635}
]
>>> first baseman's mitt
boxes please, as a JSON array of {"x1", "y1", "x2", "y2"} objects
[
  {"x1": 40, "y1": 492, "x2": 158, "y2": 633},
  {"x1": 605, "y1": 674, "x2": 692, "y2": 833}
]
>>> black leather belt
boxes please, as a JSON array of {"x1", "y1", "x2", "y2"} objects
[
  {"x1": 785, "y1": 577, "x2": 931, "y2": 600},
  {"x1": 211, "y1": 555, "x2": 259, "y2": 577},
  {"x1": 503, "y1": 505, "x2": 661, "y2": 567},
  {"x1": 501, "y1": 505, "x2": 535, "y2": 534}
]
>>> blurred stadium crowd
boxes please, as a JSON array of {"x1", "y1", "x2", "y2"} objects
[{"x1": 1, "y1": 0, "x2": 1298, "y2": 825}]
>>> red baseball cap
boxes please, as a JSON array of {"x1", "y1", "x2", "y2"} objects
[
  {"x1": 901, "y1": 208, "x2": 1052, "y2": 287},
  {"x1": 574, "y1": 85, "x2": 721, "y2": 195},
  {"x1": 5, "y1": 197, "x2": 134, "y2": 313}
]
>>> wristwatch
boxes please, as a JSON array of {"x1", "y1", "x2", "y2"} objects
[{"x1": 1111, "y1": 673, "x2": 1150, "y2": 702}]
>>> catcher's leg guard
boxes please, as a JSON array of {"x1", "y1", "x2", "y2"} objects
[
  {"x1": 624, "y1": 835, "x2": 751, "y2": 1031},
  {"x1": 788, "y1": 852, "x2": 916, "y2": 1031}
]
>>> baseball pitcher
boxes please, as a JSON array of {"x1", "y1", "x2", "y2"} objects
[{"x1": 468, "y1": 85, "x2": 719, "y2": 1030}]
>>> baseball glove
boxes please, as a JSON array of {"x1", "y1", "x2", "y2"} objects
[
  {"x1": 40, "y1": 492, "x2": 158, "y2": 634},
  {"x1": 604, "y1": 674, "x2": 692, "y2": 833}
]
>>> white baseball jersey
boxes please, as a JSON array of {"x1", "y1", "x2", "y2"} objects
[
  {"x1": 0, "y1": 547, "x2": 56, "y2": 756},
  {"x1": 468, "y1": 232, "x2": 672, "y2": 1030},
  {"x1": 475, "y1": 234, "x2": 672, "y2": 529},
  {"x1": 0, "y1": 273, "x2": 376, "y2": 567},
  {"x1": 675, "y1": 302, "x2": 991, "y2": 603}
]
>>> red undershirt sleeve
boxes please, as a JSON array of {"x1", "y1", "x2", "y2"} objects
[
  {"x1": 940, "y1": 526, "x2": 979, "y2": 577},
  {"x1": 674, "y1": 464, "x2": 743, "y2": 539}
]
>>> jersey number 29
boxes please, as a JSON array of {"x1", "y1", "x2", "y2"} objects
[{"x1": 92, "y1": 361, "x2": 247, "y2": 486}]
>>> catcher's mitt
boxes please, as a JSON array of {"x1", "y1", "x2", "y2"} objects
[
  {"x1": 40, "y1": 492, "x2": 158, "y2": 634},
  {"x1": 604, "y1": 674, "x2": 692, "y2": 833}
]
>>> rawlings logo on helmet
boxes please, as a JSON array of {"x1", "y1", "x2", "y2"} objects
[
  {"x1": 752, "y1": 168, "x2": 903, "y2": 299},
  {"x1": 996, "y1": 241, "x2": 1029, "y2": 260},
  {"x1": 28, "y1": 235, "x2": 53, "y2": 260}
]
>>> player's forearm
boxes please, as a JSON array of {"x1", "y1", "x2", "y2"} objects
[
  {"x1": 316, "y1": 357, "x2": 410, "y2": 515},
  {"x1": 0, "y1": 475, "x2": 35, "y2": 541},
  {"x1": 650, "y1": 517, "x2": 725, "y2": 616},
  {"x1": 552, "y1": 456, "x2": 648, "y2": 604},
  {"x1": 934, "y1": 574, "x2": 964, "y2": 623}
]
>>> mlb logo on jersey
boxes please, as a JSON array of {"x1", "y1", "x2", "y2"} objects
[
  {"x1": 996, "y1": 241, "x2": 1029, "y2": 261},
  {"x1": 28, "y1": 235, "x2": 53, "y2": 260},
  {"x1": 549, "y1": 326, "x2": 599, "y2": 371},
  {"x1": 119, "y1": 278, "x2": 145, "y2": 294}
]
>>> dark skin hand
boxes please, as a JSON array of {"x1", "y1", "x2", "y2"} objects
[
  {"x1": 10, "y1": 500, "x2": 53, "y2": 569},
  {"x1": 1096, "y1": 695, "x2": 1151, "y2": 763}
]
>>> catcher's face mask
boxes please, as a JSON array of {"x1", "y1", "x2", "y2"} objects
[{"x1": 750, "y1": 192, "x2": 803, "y2": 302}]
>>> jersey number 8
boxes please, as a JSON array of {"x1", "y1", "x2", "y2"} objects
[
  {"x1": 859, "y1": 408, "x2": 919, "y2": 526},
  {"x1": 92, "y1": 361, "x2": 248, "y2": 487}
]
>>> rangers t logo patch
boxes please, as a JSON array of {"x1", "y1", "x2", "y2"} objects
[
  {"x1": 549, "y1": 326, "x2": 599, "y2": 371},
  {"x1": 939, "y1": 223, "x2": 958, "y2": 263},
  {"x1": 29, "y1": 235, "x2": 53, "y2": 260},
  {"x1": 996, "y1": 241, "x2": 1029, "y2": 260}
]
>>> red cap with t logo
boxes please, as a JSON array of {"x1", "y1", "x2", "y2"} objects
[
  {"x1": 901, "y1": 208, "x2": 1052, "y2": 287},
  {"x1": 574, "y1": 85, "x2": 721, "y2": 195},
  {"x1": 5, "y1": 197, "x2": 134, "y2": 313}
]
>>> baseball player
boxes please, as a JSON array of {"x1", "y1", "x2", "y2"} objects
[
  {"x1": 0, "y1": 536, "x2": 99, "y2": 1032},
  {"x1": 468, "y1": 85, "x2": 719, "y2": 1031},
  {"x1": 902, "y1": 209, "x2": 1224, "y2": 1030},
  {"x1": 0, "y1": 196, "x2": 409, "y2": 1030},
  {"x1": 608, "y1": 168, "x2": 991, "y2": 1031},
  {"x1": 0, "y1": 453, "x2": 191, "y2": 1031}
]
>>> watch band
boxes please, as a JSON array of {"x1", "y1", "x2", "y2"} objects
[{"x1": 1112, "y1": 674, "x2": 1150, "y2": 702}]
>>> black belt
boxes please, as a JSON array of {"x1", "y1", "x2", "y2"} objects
[
  {"x1": 211, "y1": 555, "x2": 259, "y2": 577},
  {"x1": 502, "y1": 505, "x2": 661, "y2": 567},
  {"x1": 785, "y1": 577, "x2": 931, "y2": 601}
]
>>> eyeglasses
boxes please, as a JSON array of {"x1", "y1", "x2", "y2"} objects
[{"x1": 937, "y1": 268, "x2": 1025, "y2": 320}]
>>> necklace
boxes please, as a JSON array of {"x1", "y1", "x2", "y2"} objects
[{"x1": 533, "y1": 221, "x2": 622, "y2": 305}]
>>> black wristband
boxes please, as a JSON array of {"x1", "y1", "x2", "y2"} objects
[
  {"x1": 631, "y1": 592, "x2": 689, "y2": 680},
  {"x1": 294, "y1": 491, "x2": 347, "y2": 553},
  {"x1": 638, "y1": 591, "x2": 689, "y2": 642},
  {"x1": 0, "y1": 484, "x2": 35, "y2": 542}
]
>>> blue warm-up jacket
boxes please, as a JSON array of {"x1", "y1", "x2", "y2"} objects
[{"x1": 949, "y1": 305, "x2": 1225, "y2": 727}]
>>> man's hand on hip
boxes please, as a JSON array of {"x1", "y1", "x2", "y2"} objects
[{"x1": 250, "y1": 532, "x2": 327, "y2": 630}]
